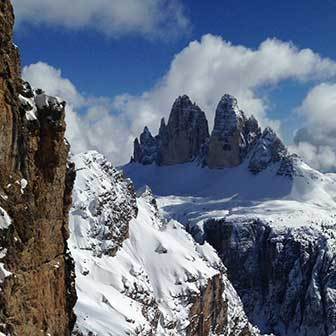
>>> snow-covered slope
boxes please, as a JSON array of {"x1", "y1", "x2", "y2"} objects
[
  {"x1": 123, "y1": 157, "x2": 336, "y2": 336},
  {"x1": 123, "y1": 157, "x2": 336, "y2": 229},
  {"x1": 69, "y1": 151, "x2": 261, "y2": 336}
]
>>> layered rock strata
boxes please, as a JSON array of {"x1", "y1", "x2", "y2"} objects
[{"x1": 0, "y1": 1, "x2": 76, "y2": 334}]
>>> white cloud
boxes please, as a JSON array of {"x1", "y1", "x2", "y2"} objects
[
  {"x1": 22, "y1": 62, "x2": 133, "y2": 164},
  {"x1": 13, "y1": 0, "x2": 190, "y2": 39},
  {"x1": 22, "y1": 62, "x2": 83, "y2": 106},
  {"x1": 297, "y1": 83, "x2": 336, "y2": 130},
  {"x1": 115, "y1": 35, "x2": 336, "y2": 137},
  {"x1": 22, "y1": 36, "x2": 336, "y2": 165},
  {"x1": 289, "y1": 141, "x2": 336, "y2": 172},
  {"x1": 291, "y1": 83, "x2": 336, "y2": 171}
]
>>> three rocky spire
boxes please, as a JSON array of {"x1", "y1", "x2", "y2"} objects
[{"x1": 132, "y1": 94, "x2": 291, "y2": 174}]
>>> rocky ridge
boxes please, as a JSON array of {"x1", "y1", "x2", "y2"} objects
[
  {"x1": 132, "y1": 94, "x2": 292, "y2": 176},
  {"x1": 0, "y1": 1, "x2": 76, "y2": 334},
  {"x1": 204, "y1": 217, "x2": 336, "y2": 336},
  {"x1": 69, "y1": 151, "x2": 263, "y2": 336}
]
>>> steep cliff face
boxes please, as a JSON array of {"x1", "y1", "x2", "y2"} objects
[
  {"x1": 0, "y1": 1, "x2": 76, "y2": 334},
  {"x1": 207, "y1": 95, "x2": 261, "y2": 169},
  {"x1": 158, "y1": 95, "x2": 209, "y2": 165},
  {"x1": 133, "y1": 95, "x2": 209, "y2": 166},
  {"x1": 70, "y1": 151, "x2": 261, "y2": 336},
  {"x1": 0, "y1": 0, "x2": 21, "y2": 180},
  {"x1": 204, "y1": 219, "x2": 336, "y2": 336}
]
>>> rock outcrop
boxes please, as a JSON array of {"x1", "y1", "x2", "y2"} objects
[
  {"x1": 187, "y1": 273, "x2": 259, "y2": 336},
  {"x1": 133, "y1": 95, "x2": 209, "y2": 166},
  {"x1": 249, "y1": 127, "x2": 288, "y2": 174},
  {"x1": 0, "y1": 1, "x2": 76, "y2": 334},
  {"x1": 207, "y1": 95, "x2": 261, "y2": 168},
  {"x1": 158, "y1": 95, "x2": 209, "y2": 165},
  {"x1": 204, "y1": 218, "x2": 336, "y2": 336},
  {"x1": 133, "y1": 126, "x2": 160, "y2": 165}
]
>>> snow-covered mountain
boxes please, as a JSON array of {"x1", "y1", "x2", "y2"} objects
[
  {"x1": 69, "y1": 151, "x2": 263, "y2": 336},
  {"x1": 124, "y1": 94, "x2": 336, "y2": 336}
]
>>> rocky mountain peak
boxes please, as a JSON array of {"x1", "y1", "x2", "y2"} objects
[
  {"x1": 159, "y1": 94, "x2": 209, "y2": 165},
  {"x1": 133, "y1": 95, "x2": 209, "y2": 166},
  {"x1": 211, "y1": 94, "x2": 245, "y2": 137},
  {"x1": 207, "y1": 94, "x2": 262, "y2": 168},
  {"x1": 249, "y1": 127, "x2": 288, "y2": 174},
  {"x1": 132, "y1": 94, "x2": 295, "y2": 175},
  {"x1": 171, "y1": 93, "x2": 193, "y2": 107}
]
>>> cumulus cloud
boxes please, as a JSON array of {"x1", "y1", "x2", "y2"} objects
[
  {"x1": 13, "y1": 0, "x2": 190, "y2": 39},
  {"x1": 290, "y1": 83, "x2": 336, "y2": 171},
  {"x1": 22, "y1": 36, "x2": 336, "y2": 165},
  {"x1": 22, "y1": 62, "x2": 133, "y2": 164},
  {"x1": 115, "y1": 35, "x2": 336, "y2": 137}
]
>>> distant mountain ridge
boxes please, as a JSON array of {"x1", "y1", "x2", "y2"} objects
[{"x1": 132, "y1": 94, "x2": 294, "y2": 176}]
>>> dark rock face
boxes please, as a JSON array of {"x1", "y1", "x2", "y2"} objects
[
  {"x1": 158, "y1": 95, "x2": 209, "y2": 165},
  {"x1": 133, "y1": 127, "x2": 160, "y2": 165},
  {"x1": 0, "y1": 1, "x2": 76, "y2": 334},
  {"x1": 187, "y1": 273, "x2": 256, "y2": 336},
  {"x1": 207, "y1": 95, "x2": 261, "y2": 168},
  {"x1": 133, "y1": 95, "x2": 209, "y2": 166},
  {"x1": 204, "y1": 219, "x2": 336, "y2": 336},
  {"x1": 0, "y1": 0, "x2": 21, "y2": 179}
]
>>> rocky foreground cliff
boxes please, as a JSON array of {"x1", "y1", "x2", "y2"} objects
[
  {"x1": 126, "y1": 94, "x2": 336, "y2": 336},
  {"x1": 0, "y1": 1, "x2": 76, "y2": 334}
]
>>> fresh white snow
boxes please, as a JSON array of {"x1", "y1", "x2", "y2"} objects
[
  {"x1": 69, "y1": 151, "x2": 256, "y2": 336},
  {"x1": 123, "y1": 159, "x2": 336, "y2": 235},
  {"x1": 0, "y1": 208, "x2": 11, "y2": 284},
  {"x1": 0, "y1": 207, "x2": 11, "y2": 230}
]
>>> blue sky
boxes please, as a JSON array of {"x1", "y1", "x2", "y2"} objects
[
  {"x1": 16, "y1": 0, "x2": 336, "y2": 96},
  {"x1": 12, "y1": 0, "x2": 336, "y2": 170}
]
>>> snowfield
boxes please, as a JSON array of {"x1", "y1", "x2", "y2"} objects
[{"x1": 124, "y1": 158, "x2": 336, "y2": 234}]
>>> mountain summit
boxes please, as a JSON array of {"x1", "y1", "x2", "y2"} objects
[
  {"x1": 133, "y1": 95, "x2": 209, "y2": 166},
  {"x1": 207, "y1": 94, "x2": 261, "y2": 168},
  {"x1": 132, "y1": 94, "x2": 292, "y2": 175}
]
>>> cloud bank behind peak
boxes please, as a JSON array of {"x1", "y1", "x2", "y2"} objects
[{"x1": 22, "y1": 35, "x2": 336, "y2": 166}]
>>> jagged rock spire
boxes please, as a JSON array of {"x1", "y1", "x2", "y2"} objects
[
  {"x1": 158, "y1": 95, "x2": 209, "y2": 165},
  {"x1": 249, "y1": 127, "x2": 288, "y2": 173},
  {"x1": 133, "y1": 127, "x2": 159, "y2": 165},
  {"x1": 132, "y1": 95, "x2": 209, "y2": 166},
  {"x1": 211, "y1": 94, "x2": 245, "y2": 137},
  {"x1": 207, "y1": 94, "x2": 261, "y2": 168}
]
